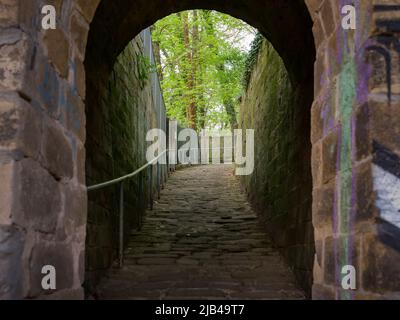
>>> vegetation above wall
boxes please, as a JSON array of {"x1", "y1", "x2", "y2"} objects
[
  {"x1": 152, "y1": 10, "x2": 256, "y2": 131},
  {"x1": 242, "y1": 32, "x2": 264, "y2": 91}
]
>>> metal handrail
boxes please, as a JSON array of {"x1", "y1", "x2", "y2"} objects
[
  {"x1": 87, "y1": 149, "x2": 168, "y2": 191},
  {"x1": 86, "y1": 146, "x2": 231, "y2": 267},
  {"x1": 86, "y1": 149, "x2": 168, "y2": 267}
]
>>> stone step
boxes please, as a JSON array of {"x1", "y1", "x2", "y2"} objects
[{"x1": 96, "y1": 165, "x2": 305, "y2": 300}]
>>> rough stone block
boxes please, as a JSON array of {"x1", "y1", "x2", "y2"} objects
[
  {"x1": 324, "y1": 235, "x2": 360, "y2": 288},
  {"x1": 43, "y1": 28, "x2": 69, "y2": 78},
  {"x1": 312, "y1": 16, "x2": 325, "y2": 52},
  {"x1": 312, "y1": 179, "x2": 335, "y2": 229},
  {"x1": 320, "y1": 0, "x2": 335, "y2": 38},
  {"x1": 35, "y1": 55, "x2": 60, "y2": 118},
  {"x1": 0, "y1": 93, "x2": 42, "y2": 159},
  {"x1": 321, "y1": 127, "x2": 338, "y2": 183},
  {"x1": 75, "y1": 0, "x2": 101, "y2": 22},
  {"x1": 73, "y1": 56, "x2": 85, "y2": 100},
  {"x1": 48, "y1": 0, "x2": 63, "y2": 15},
  {"x1": 304, "y1": 0, "x2": 322, "y2": 18},
  {"x1": 362, "y1": 233, "x2": 400, "y2": 293},
  {"x1": 62, "y1": 85, "x2": 85, "y2": 142},
  {"x1": 0, "y1": 225, "x2": 24, "y2": 300},
  {"x1": 313, "y1": 283, "x2": 336, "y2": 300},
  {"x1": 0, "y1": 0, "x2": 19, "y2": 28},
  {"x1": 0, "y1": 160, "x2": 14, "y2": 225},
  {"x1": 311, "y1": 141, "x2": 322, "y2": 187},
  {"x1": 70, "y1": 12, "x2": 89, "y2": 58},
  {"x1": 29, "y1": 241, "x2": 75, "y2": 297},
  {"x1": 365, "y1": 47, "x2": 393, "y2": 98},
  {"x1": 354, "y1": 103, "x2": 371, "y2": 161},
  {"x1": 76, "y1": 140, "x2": 85, "y2": 184},
  {"x1": 311, "y1": 100, "x2": 322, "y2": 144},
  {"x1": 0, "y1": 30, "x2": 28, "y2": 91},
  {"x1": 369, "y1": 100, "x2": 400, "y2": 154},
  {"x1": 13, "y1": 158, "x2": 61, "y2": 233},
  {"x1": 39, "y1": 287, "x2": 84, "y2": 300},
  {"x1": 314, "y1": 239, "x2": 323, "y2": 271},
  {"x1": 354, "y1": 160, "x2": 376, "y2": 222},
  {"x1": 43, "y1": 120, "x2": 73, "y2": 179},
  {"x1": 59, "y1": 183, "x2": 87, "y2": 240},
  {"x1": 0, "y1": 95, "x2": 18, "y2": 147}
]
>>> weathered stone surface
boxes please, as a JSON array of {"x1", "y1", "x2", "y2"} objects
[
  {"x1": 85, "y1": 33, "x2": 161, "y2": 292},
  {"x1": 311, "y1": 141, "x2": 322, "y2": 187},
  {"x1": 312, "y1": 180, "x2": 334, "y2": 229},
  {"x1": 0, "y1": 94, "x2": 41, "y2": 158},
  {"x1": 354, "y1": 103, "x2": 371, "y2": 161},
  {"x1": 73, "y1": 56, "x2": 85, "y2": 100},
  {"x1": 0, "y1": 96, "x2": 18, "y2": 146},
  {"x1": 13, "y1": 159, "x2": 61, "y2": 233},
  {"x1": 324, "y1": 235, "x2": 360, "y2": 289},
  {"x1": 354, "y1": 161, "x2": 376, "y2": 222},
  {"x1": 63, "y1": 85, "x2": 85, "y2": 142},
  {"x1": 321, "y1": 127, "x2": 338, "y2": 183},
  {"x1": 311, "y1": 100, "x2": 323, "y2": 144},
  {"x1": 76, "y1": 139, "x2": 86, "y2": 184},
  {"x1": 96, "y1": 165, "x2": 305, "y2": 300},
  {"x1": 0, "y1": 225, "x2": 24, "y2": 300},
  {"x1": 75, "y1": 0, "x2": 101, "y2": 22},
  {"x1": 320, "y1": 0, "x2": 335, "y2": 38},
  {"x1": 0, "y1": 27, "x2": 22, "y2": 46},
  {"x1": 43, "y1": 120, "x2": 73, "y2": 179},
  {"x1": 0, "y1": 0, "x2": 19, "y2": 28},
  {"x1": 33, "y1": 54, "x2": 61, "y2": 117},
  {"x1": 312, "y1": 284, "x2": 336, "y2": 300},
  {"x1": 60, "y1": 183, "x2": 87, "y2": 239},
  {"x1": 0, "y1": 160, "x2": 14, "y2": 225},
  {"x1": 363, "y1": 233, "x2": 400, "y2": 293},
  {"x1": 369, "y1": 100, "x2": 400, "y2": 154},
  {"x1": 0, "y1": 0, "x2": 397, "y2": 301},
  {"x1": 39, "y1": 287, "x2": 84, "y2": 300},
  {"x1": 239, "y1": 39, "x2": 314, "y2": 294},
  {"x1": 43, "y1": 29, "x2": 69, "y2": 78},
  {"x1": 70, "y1": 12, "x2": 89, "y2": 58},
  {"x1": 0, "y1": 31, "x2": 28, "y2": 91},
  {"x1": 29, "y1": 241, "x2": 75, "y2": 297}
]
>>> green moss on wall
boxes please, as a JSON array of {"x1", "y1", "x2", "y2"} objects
[
  {"x1": 239, "y1": 39, "x2": 314, "y2": 295},
  {"x1": 85, "y1": 37, "x2": 158, "y2": 294}
]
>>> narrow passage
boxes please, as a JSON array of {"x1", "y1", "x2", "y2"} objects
[{"x1": 96, "y1": 165, "x2": 304, "y2": 299}]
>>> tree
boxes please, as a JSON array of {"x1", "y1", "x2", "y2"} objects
[{"x1": 152, "y1": 10, "x2": 255, "y2": 131}]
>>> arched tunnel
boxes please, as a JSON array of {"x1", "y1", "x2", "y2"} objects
[
  {"x1": 84, "y1": 0, "x2": 315, "y2": 299},
  {"x1": 0, "y1": 0, "x2": 399, "y2": 301}
]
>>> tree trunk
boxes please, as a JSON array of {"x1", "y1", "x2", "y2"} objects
[{"x1": 181, "y1": 12, "x2": 197, "y2": 130}]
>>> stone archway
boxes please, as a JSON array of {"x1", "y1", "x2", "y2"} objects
[
  {"x1": 0, "y1": 0, "x2": 399, "y2": 300},
  {"x1": 84, "y1": 0, "x2": 316, "y2": 297}
]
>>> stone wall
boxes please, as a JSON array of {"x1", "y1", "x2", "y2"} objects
[
  {"x1": 308, "y1": 0, "x2": 400, "y2": 300},
  {"x1": 239, "y1": 40, "x2": 314, "y2": 295},
  {"x1": 85, "y1": 34, "x2": 161, "y2": 294},
  {"x1": 1, "y1": 0, "x2": 399, "y2": 300}
]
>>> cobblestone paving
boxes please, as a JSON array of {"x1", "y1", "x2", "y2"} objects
[{"x1": 96, "y1": 165, "x2": 305, "y2": 300}]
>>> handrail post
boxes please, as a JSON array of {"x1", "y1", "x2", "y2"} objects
[
  {"x1": 138, "y1": 170, "x2": 143, "y2": 229},
  {"x1": 157, "y1": 161, "x2": 160, "y2": 200},
  {"x1": 149, "y1": 163, "x2": 153, "y2": 210},
  {"x1": 119, "y1": 182, "x2": 124, "y2": 268}
]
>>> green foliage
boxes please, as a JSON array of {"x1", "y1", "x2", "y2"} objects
[
  {"x1": 152, "y1": 10, "x2": 256, "y2": 130},
  {"x1": 242, "y1": 32, "x2": 265, "y2": 91},
  {"x1": 136, "y1": 53, "x2": 156, "y2": 87}
]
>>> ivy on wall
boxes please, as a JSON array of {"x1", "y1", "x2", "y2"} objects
[
  {"x1": 242, "y1": 32, "x2": 264, "y2": 91},
  {"x1": 136, "y1": 53, "x2": 156, "y2": 88}
]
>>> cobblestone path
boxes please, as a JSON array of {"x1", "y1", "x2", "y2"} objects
[{"x1": 96, "y1": 165, "x2": 305, "y2": 300}]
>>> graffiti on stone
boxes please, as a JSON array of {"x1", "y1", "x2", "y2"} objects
[{"x1": 372, "y1": 141, "x2": 400, "y2": 252}]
